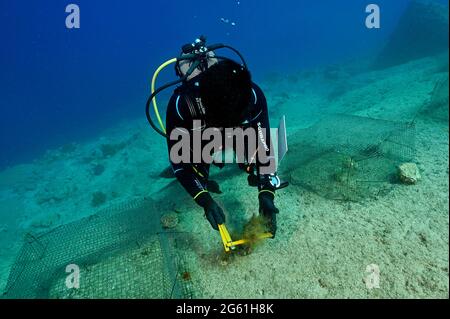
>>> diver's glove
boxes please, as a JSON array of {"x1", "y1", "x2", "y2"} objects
[
  {"x1": 258, "y1": 191, "x2": 279, "y2": 237},
  {"x1": 195, "y1": 192, "x2": 225, "y2": 231}
]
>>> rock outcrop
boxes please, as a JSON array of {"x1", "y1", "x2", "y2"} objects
[
  {"x1": 373, "y1": 0, "x2": 449, "y2": 69},
  {"x1": 398, "y1": 162, "x2": 421, "y2": 184}
]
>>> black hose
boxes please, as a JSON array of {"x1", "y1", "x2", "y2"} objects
[
  {"x1": 214, "y1": 56, "x2": 245, "y2": 67},
  {"x1": 221, "y1": 45, "x2": 248, "y2": 69},
  {"x1": 145, "y1": 77, "x2": 185, "y2": 138}
]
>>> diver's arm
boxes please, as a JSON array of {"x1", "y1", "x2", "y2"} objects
[
  {"x1": 167, "y1": 139, "x2": 225, "y2": 230},
  {"x1": 165, "y1": 94, "x2": 213, "y2": 205},
  {"x1": 251, "y1": 83, "x2": 277, "y2": 196},
  {"x1": 166, "y1": 93, "x2": 225, "y2": 230},
  {"x1": 250, "y1": 83, "x2": 279, "y2": 236}
]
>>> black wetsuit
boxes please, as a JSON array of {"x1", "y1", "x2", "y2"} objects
[{"x1": 165, "y1": 80, "x2": 277, "y2": 206}]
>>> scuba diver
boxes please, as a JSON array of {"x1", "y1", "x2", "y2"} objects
[{"x1": 146, "y1": 36, "x2": 287, "y2": 237}]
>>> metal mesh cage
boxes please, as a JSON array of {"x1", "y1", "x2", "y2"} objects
[
  {"x1": 2, "y1": 198, "x2": 194, "y2": 299},
  {"x1": 420, "y1": 75, "x2": 449, "y2": 122},
  {"x1": 281, "y1": 114, "x2": 416, "y2": 201}
]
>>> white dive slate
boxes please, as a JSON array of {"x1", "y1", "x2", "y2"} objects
[{"x1": 277, "y1": 115, "x2": 288, "y2": 168}]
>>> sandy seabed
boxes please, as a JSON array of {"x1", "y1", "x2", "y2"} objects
[{"x1": 0, "y1": 53, "x2": 448, "y2": 298}]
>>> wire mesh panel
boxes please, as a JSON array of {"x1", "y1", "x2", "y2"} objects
[
  {"x1": 47, "y1": 237, "x2": 170, "y2": 299},
  {"x1": 282, "y1": 114, "x2": 416, "y2": 201},
  {"x1": 420, "y1": 75, "x2": 449, "y2": 123},
  {"x1": 2, "y1": 198, "x2": 193, "y2": 299}
]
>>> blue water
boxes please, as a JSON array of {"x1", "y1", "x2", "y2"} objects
[{"x1": 0, "y1": 0, "x2": 436, "y2": 169}]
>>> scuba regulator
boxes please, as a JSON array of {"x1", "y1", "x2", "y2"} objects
[{"x1": 145, "y1": 35, "x2": 248, "y2": 138}]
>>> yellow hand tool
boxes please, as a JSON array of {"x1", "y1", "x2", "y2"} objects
[{"x1": 217, "y1": 224, "x2": 273, "y2": 252}]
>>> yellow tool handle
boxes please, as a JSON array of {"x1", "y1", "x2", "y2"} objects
[
  {"x1": 218, "y1": 224, "x2": 273, "y2": 251},
  {"x1": 227, "y1": 233, "x2": 273, "y2": 247},
  {"x1": 218, "y1": 224, "x2": 232, "y2": 242},
  {"x1": 218, "y1": 224, "x2": 230, "y2": 252}
]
